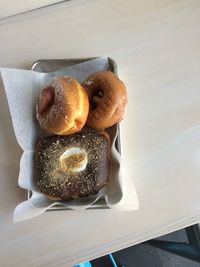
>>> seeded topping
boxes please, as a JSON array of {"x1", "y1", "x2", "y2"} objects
[{"x1": 36, "y1": 131, "x2": 110, "y2": 200}]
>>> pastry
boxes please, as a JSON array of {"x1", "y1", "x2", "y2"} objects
[
  {"x1": 36, "y1": 76, "x2": 89, "y2": 135},
  {"x1": 82, "y1": 71, "x2": 127, "y2": 129},
  {"x1": 36, "y1": 131, "x2": 110, "y2": 200}
]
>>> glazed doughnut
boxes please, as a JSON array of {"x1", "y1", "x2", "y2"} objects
[
  {"x1": 82, "y1": 71, "x2": 127, "y2": 130},
  {"x1": 36, "y1": 76, "x2": 89, "y2": 135},
  {"x1": 36, "y1": 131, "x2": 110, "y2": 200}
]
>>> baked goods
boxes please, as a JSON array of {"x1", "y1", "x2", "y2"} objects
[
  {"x1": 35, "y1": 70, "x2": 127, "y2": 201},
  {"x1": 36, "y1": 76, "x2": 89, "y2": 135},
  {"x1": 36, "y1": 131, "x2": 110, "y2": 200},
  {"x1": 36, "y1": 71, "x2": 127, "y2": 134},
  {"x1": 82, "y1": 71, "x2": 127, "y2": 130}
]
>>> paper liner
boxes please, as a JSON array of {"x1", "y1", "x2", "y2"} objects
[{"x1": 0, "y1": 57, "x2": 138, "y2": 222}]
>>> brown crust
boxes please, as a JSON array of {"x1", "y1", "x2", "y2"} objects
[
  {"x1": 36, "y1": 76, "x2": 89, "y2": 135},
  {"x1": 36, "y1": 131, "x2": 110, "y2": 200},
  {"x1": 82, "y1": 71, "x2": 127, "y2": 130}
]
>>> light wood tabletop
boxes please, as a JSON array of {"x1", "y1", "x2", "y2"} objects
[
  {"x1": 1, "y1": 0, "x2": 200, "y2": 266},
  {"x1": 0, "y1": 0, "x2": 63, "y2": 19}
]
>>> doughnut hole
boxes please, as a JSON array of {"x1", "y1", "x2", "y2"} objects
[{"x1": 90, "y1": 89, "x2": 104, "y2": 111}]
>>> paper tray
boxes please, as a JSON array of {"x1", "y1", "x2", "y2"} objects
[{"x1": 29, "y1": 57, "x2": 121, "y2": 210}]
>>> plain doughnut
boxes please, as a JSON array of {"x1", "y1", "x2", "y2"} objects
[{"x1": 82, "y1": 71, "x2": 127, "y2": 129}]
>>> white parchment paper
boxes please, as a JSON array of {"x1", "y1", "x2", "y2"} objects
[{"x1": 0, "y1": 57, "x2": 139, "y2": 222}]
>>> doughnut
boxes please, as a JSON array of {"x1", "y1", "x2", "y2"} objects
[
  {"x1": 36, "y1": 131, "x2": 110, "y2": 200},
  {"x1": 82, "y1": 71, "x2": 127, "y2": 129},
  {"x1": 36, "y1": 76, "x2": 89, "y2": 135}
]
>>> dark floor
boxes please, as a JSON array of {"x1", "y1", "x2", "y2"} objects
[{"x1": 91, "y1": 229, "x2": 200, "y2": 267}]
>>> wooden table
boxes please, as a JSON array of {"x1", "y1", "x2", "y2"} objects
[{"x1": 1, "y1": 0, "x2": 200, "y2": 266}]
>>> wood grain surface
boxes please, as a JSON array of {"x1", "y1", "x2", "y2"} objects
[
  {"x1": 0, "y1": 0, "x2": 200, "y2": 266},
  {"x1": 0, "y1": 0, "x2": 64, "y2": 19}
]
